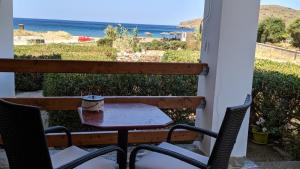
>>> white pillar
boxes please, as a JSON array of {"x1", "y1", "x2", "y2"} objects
[
  {"x1": 196, "y1": 0, "x2": 260, "y2": 157},
  {"x1": 0, "y1": 0, "x2": 15, "y2": 97}
]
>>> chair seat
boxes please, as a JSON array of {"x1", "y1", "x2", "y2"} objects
[
  {"x1": 135, "y1": 142, "x2": 209, "y2": 169},
  {"x1": 51, "y1": 146, "x2": 117, "y2": 169}
]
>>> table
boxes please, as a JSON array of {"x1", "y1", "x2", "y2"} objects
[{"x1": 78, "y1": 103, "x2": 173, "y2": 169}]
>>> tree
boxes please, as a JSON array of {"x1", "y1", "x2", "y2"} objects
[
  {"x1": 257, "y1": 17, "x2": 287, "y2": 43},
  {"x1": 288, "y1": 18, "x2": 300, "y2": 48}
]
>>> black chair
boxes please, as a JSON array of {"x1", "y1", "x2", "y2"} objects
[
  {"x1": 0, "y1": 99, "x2": 125, "y2": 169},
  {"x1": 130, "y1": 95, "x2": 252, "y2": 169}
]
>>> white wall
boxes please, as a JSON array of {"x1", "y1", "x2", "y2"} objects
[
  {"x1": 196, "y1": 0, "x2": 260, "y2": 157},
  {"x1": 0, "y1": 0, "x2": 15, "y2": 97}
]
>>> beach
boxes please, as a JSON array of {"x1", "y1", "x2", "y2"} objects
[
  {"x1": 13, "y1": 29, "x2": 163, "y2": 45},
  {"x1": 13, "y1": 17, "x2": 191, "y2": 45},
  {"x1": 14, "y1": 18, "x2": 193, "y2": 38}
]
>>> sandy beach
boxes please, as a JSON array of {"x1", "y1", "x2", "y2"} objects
[
  {"x1": 13, "y1": 29, "x2": 162, "y2": 45},
  {"x1": 14, "y1": 29, "x2": 102, "y2": 45}
]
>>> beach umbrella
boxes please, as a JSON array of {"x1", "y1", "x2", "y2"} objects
[{"x1": 145, "y1": 32, "x2": 152, "y2": 37}]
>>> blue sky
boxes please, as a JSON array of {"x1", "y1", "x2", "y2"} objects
[{"x1": 13, "y1": 0, "x2": 300, "y2": 25}]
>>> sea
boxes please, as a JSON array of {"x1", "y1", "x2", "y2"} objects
[{"x1": 13, "y1": 18, "x2": 193, "y2": 38}]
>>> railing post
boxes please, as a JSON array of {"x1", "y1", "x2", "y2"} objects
[{"x1": 0, "y1": 0, "x2": 15, "y2": 97}]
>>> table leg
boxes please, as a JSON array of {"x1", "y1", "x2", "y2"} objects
[{"x1": 117, "y1": 130, "x2": 128, "y2": 169}]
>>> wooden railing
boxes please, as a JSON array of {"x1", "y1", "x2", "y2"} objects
[
  {"x1": 0, "y1": 59, "x2": 208, "y2": 75},
  {"x1": 3, "y1": 96, "x2": 204, "y2": 110},
  {"x1": 0, "y1": 58, "x2": 207, "y2": 146}
]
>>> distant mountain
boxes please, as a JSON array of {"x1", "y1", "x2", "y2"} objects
[
  {"x1": 179, "y1": 18, "x2": 202, "y2": 29},
  {"x1": 260, "y1": 5, "x2": 300, "y2": 24},
  {"x1": 180, "y1": 5, "x2": 300, "y2": 28}
]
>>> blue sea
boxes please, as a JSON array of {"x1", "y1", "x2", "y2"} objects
[{"x1": 13, "y1": 18, "x2": 193, "y2": 38}]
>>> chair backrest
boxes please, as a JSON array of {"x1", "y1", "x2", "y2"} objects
[
  {"x1": 0, "y1": 99, "x2": 53, "y2": 169},
  {"x1": 207, "y1": 95, "x2": 252, "y2": 169}
]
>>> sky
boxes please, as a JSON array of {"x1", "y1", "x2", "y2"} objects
[{"x1": 13, "y1": 0, "x2": 300, "y2": 25}]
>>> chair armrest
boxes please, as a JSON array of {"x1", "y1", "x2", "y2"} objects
[
  {"x1": 129, "y1": 144, "x2": 207, "y2": 169},
  {"x1": 45, "y1": 126, "x2": 72, "y2": 147},
  {"x1": 167, "y1": 124, "x2": 218, "y2": 143},
  {"x1": 56, "y1": 145, "x2": 125, "y2": 169}
]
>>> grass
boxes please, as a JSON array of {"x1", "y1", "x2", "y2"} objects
[
  {"x1": 256, "y1": 44, "x2": 300, "y2": 65},
  {"x1": 14, "y1": 43, "x2": 117, "y2": 61}
]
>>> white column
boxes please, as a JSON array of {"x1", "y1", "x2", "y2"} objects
[
  {"x1": 0, "y1": 0, "x2": 15, "y2": 97},
  {"x1": 196, "y1": 0, "x2": 260, "y2": 157}
]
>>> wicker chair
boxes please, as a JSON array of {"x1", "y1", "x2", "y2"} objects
[
  {"x1": 130, "y1": 95, "x2": 252, "y2": 169},
  {"x1": 0, "y1": 99, "x2": 125, "y2": 169}
]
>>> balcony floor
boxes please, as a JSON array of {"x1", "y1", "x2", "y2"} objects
[{"x1": 1, "y1": 142, "x2": 299, "y2": 169}]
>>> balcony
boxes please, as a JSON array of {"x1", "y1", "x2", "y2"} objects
[{"x1": 0, "y1": 0, "x2": 266, "y2": 168}]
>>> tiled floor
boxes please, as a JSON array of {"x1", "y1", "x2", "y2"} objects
[{"x1": 1, "y1": 143, "x2": 300, "y2": 169}]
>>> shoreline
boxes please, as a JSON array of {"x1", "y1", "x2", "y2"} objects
[{"x1": 13, "y1": 29, "x2": 162, "y2": 45}]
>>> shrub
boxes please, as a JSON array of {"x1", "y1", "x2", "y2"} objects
[
  {"x1": 43, "y1": 74, "x2": 197, "y2": 130},
  {"x1": 257, "y1": 17, "x2": 287, "y2": 43},
  {"x1": 14, "y1": 44, "x2": 117, "y2": 91},
  {"x1": 104, "y1": 25, "x2": 117, "y2": 40},
  {"x1": 97, "y1": 38, "x2": 113, "y2": 47},
  {"x1": 14, "y1": 44, "x2": 117, "y2": 61},
  {"x1": 288, "y1": 18, "x2": 300, "y2": 48},
  {"x1": 162, "y1": 50, "x2": 199, "y2": 63},
  {"x1": 252, "y1": 60, "x2": 300, "y2": 159},
  {"x1": 186, "y1": 27, "x2": 202, "y2": 50},
  {"x1": 141, "y1": 40, "x2": 187, "y2": 50},
  {"x1": 43, "y1": 50, "x2": 198, "y2": 130},
  {"x1": 15, "y1": 54, "x2": 61, "y2": 91}
]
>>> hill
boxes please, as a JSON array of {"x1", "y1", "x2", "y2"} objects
[
  {"x1": 180, "y1": 5, "x2": 300, "y2": 28},
  {"x1": 179, "y1": 18, "x2": 202, "y2": 29},
  {"x1": 260, "y1": 5, "x2": 300, "y2": 24}
]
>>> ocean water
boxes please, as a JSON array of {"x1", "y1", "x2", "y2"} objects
[{"x1": 13, "y1": 18, "x2": 193, "y2": 38}]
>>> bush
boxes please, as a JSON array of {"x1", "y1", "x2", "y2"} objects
[
  {"x1": 43, "y1": 74, "x2": 197, "y2": 130},
  {"x1": 186, "y1": 27, "x2": 202, "y2": 50},
  {"x1": 141, "y1": 40, "x2": 187, "y2": 50},
  {"x1": 14, "y1": 44, "x2": 117, "y2": 61},
  {"x1": 97, "y1": 38, "x2": 113, "y2": 47},
  {"x1": 162, "y1": 50, "x2": 199, "y2": 63},
  {"x1": 15, "y1": 54, "x2": 61, "y2": 91},
  {"x1": 288, "y1": 18, "x2": 300, "y2": 48},
  {"x1": 257, "y1": 17, "x2": 287, "y2": 43},
  {"x1": 14, "y1": 44, "x2": 117, "y2": 91},
  {"x1": 252, "y1": 60, "x2": 300, "y2": 159},
  {"x1": 43, "y1": 50, "x2": 198, "y2": 130},
  {"x1": 104, "y1": 25, "x2": 117, "y2": 40}
]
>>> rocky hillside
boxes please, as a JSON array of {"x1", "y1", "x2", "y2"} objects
[
  {"x1": 180, "y1": 5, "x2": 300, "y2": 28},
  {"x1": 260, "y1": 5, "x2": 300, "y2": 24},
  {"x1": 179, "y1": 18, "x2": 202, "y2": 29}
]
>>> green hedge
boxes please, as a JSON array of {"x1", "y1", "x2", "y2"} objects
[
  {"x1": 38, "y1": 46, "x2": 299, "y2": 158},
  {"x1": 252, "y1": 60, "x2": 300, "y2": 159},
  {"x1": 43, "y1": 74, "x2": 197, "y2": 130},
  {"x1": 14, "y1": 44, "x2": 117, "y2": 91},
  {"x1": 253, "y1": 63, "x2": 300, "y2": 137},
  {"x1": 141, "y1": 40, "x2": 187, "y2": 50},
  {"x1": 15, "y1": 54, "x2": 61, "y2": 91}
]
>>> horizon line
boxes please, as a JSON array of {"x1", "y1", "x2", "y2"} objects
[{"x1": 13, "y1": 17, "x2": 187, "y2": 27}]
